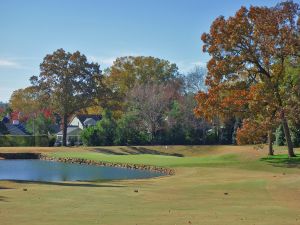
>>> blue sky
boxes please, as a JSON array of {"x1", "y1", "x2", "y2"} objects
[{"x1": 0, "y1": 0, "x2": 281, "y2": 102}]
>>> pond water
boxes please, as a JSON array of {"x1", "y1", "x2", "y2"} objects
[{"x1": 0, "y1": 160, "x2": 163, "y2": 182}]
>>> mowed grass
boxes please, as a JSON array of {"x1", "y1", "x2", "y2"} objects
[
  {"x1": 50, "y1": 151, "x2": 240, "y2": 167},
  {"x1": 1, "y1": 145, "x2": 300, "y2": 225}
]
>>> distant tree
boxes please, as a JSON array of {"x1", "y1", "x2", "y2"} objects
[
  {"x1": 107, "y1": 56, "x2": 180, "y2": 94},
  {"x1": 25, "y1": 112, "x2": 54, "y2": 135},
  {"x1": 275, "y1": 124, "x2": 286, "y2": 146},
  {"x1": 105, "y1": 56, "x2": 180, "y2": 116},
  {"x1": 9, "y1": 87, "x2": 42, "y2": 115},
  {"x1": 196, "y1": 1, "x2": 300, "y2": 156},
  {"x1": 114, "y1": 112, "x2": 150, "y2": 145},
  {"x1": 31, "y1": 49, "x2": 106, "y2": 146},
  {"x1": 127, "y1": 81, "x2": 181, "y2": 143},
  {"x1": 184, "y1": 66, "x2": 207, "y2": 93}
]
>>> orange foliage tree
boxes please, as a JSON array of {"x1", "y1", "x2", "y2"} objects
[{"x1": 195, "y1": 1, "x2": 299, "y2": 156}]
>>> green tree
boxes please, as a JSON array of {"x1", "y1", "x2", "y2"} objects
[
  {"x1": 31, "y1": 49, "x2": 106, "y2": 146},
  {"x1": 275, "y1": 124, "x2": 285, "y2": 146},
  {"x1": 25, "y1": 113, "x2": 54, "y2": 135},
  {"x1": 81, "y1": 110, "x2": 116, "y2": 146},
  {"x1": 114, "y1": 112, "x2": 150, "y2": 145}
]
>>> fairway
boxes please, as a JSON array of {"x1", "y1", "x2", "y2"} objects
[{"x1": 1, "y1": 145, "x2": 300, "y2": 225}]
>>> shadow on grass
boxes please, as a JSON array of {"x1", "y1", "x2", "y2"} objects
[
  {"x1": 0, "y1": 196, "x2": 8, "y2": 202},
  {"x1": 122, "y1": 146, "x2": 183, "y2": 157},
  {"x1": 8, "y1": 180, "x2": 127, "y2": 188},
  {"x1": 260, "y1": 154, "x2": 300, "y2": 168},
  {"x1": 92, "y1": 146, "x2": 183, "y2": 157},
  {"x1": 92, "y1": 148, "x2": 127, "y2": 155}
]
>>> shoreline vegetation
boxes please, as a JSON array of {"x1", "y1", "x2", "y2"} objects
[{"x1": 40, "y1": 155, "x2": 175, "y2": 176}]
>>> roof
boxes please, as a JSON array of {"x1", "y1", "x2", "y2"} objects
[
  {"x1": 5, "y1": 124, "x2": 27, "y2": 135},
  {"x1": 57, "y1": 126, "x2": 82, "y2": 136},
  {"x1": 49, "y1": 124, "x2": 61, "y2": 133},
  {"x1": 83, "y1": 118, "x2": 96, "y2": 125},
  {"x1": 75, "y1": 114, "x2": 101, "y2": 125}
]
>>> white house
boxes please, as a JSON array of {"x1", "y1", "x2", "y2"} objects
[
  {"x1": 56, "y1": 114, "x2": 101, "y2": 145},
  {"x1": 69, "y1": 114, "x2": 101, "y2": 129}
]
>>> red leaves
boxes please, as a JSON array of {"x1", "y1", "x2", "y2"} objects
[
  {"x1": 236, "y1": 119, "x2": 267, "y2": 145},
  {"x1": 196, "y1": 1, "x2": 299, "y2": 145}
]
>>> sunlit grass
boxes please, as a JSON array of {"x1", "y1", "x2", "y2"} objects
[{"x1": 50, "y1": 152, "x2": 239, "y2": 167}]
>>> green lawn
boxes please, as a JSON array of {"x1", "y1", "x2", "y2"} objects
[
  {"x1": 1, "y1": 145, "x2": 300, "y2": 225},
  {"x1": 50, "y1": 151, "x2": 240, "y2": 167}
]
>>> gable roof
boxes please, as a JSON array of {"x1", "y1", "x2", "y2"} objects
[
  {"x1": 5, "y1": 124, "x2": 27, "y2": 135},
  {"x1": 74, "y1": 114, "x2": 101, "y2": 125}
]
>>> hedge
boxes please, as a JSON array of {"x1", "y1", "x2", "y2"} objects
[{"x1": 0, "y1": 135, "x2": 49, "y2": 147}]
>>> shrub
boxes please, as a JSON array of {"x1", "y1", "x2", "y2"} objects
[
  {"x1": 81, "y1": 110, "x2": 117, "y2": 146},
  {"x1": 0, "y1": 135, "x2": 49, "y2": 147},
  {"x1": 114, "y1": 113, "x2": 150, "y2": 145}
]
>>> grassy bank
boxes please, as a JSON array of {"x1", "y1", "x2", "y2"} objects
[
  {"x1": 1, "y1": 145, "x2": 300, "y2": 225},
  {"x1": 49, "y1": 151, "x2": 240, "y2": 167}
]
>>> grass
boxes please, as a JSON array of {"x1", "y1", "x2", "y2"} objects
[
  {"x1": 50, "y1": 151, "x2": 240, "y2": 167},
  {"x1": 261, "y1": 154, "x2": 300, "y2": 163},
  {"x1": 1, "y1": 145, "x2": 300, "y2": 225},
  {"x1": 260, "y1": 154, "x2": 300, "y2": 170}
]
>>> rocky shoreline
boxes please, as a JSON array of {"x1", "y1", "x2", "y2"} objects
[{"x1": 39, "y1": 155, "x2": 175, "y2": 176}]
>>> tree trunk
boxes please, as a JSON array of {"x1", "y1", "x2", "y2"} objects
[
  {"x1": 280, "y1": 110, "x2": 296, "y2": 157},
  {"x1": 232, "y1": 117, "x2": 241, "y2": 145},
  {"x1": 274, "y1": 89, "x2": 296, "y2": 157},
  {"x1": 267, "y1": 130, "x2": 274, "y2": 156},
  {"x1": 62, "y1": 114, "x2": 68, "y2": 147}
]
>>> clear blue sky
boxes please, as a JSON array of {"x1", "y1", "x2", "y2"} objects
[{"x1": 0, "y1": 0, "x2": 281, "y2": 102}]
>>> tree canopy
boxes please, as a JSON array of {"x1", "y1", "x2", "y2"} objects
[
  {"x1": 31, "y1": 48, "x2": 106, "y2": 146},
  {"x1": 195, "y1": 1, "x2": 300, "y2": 156}
]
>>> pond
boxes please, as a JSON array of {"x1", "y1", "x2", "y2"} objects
[{"x1": 0, "y1": 160, "x2": 164, "y2": 182}]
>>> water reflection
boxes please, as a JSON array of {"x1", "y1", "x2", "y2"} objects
[{"x1": 0, "y1": 160, "x2": 163, "y2": 182}]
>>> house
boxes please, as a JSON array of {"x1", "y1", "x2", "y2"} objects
[
  {"x1": 1, "y1": 116, "x2": 30, "y2": 136},
  {"x1": 69, "y1": 114, "x2": 101, "y2": 129},
  {"x1": 56, "y1": 114, "x2": 101, "y2": 145}
]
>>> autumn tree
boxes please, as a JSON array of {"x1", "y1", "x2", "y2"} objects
[
  {"x1": 127, "y1": 80, "x2": 181, "y2": 143},
  {"x1": 104, "y1": 56, "x2": 180, "y2": 116},
  {"x1": 31, "y1": 49, "x2": 106, "y2": 146},
  {"x1": 107, "y1": 56, "x2": 179, "y2": 93},
  {"x1": 9, "y1": 86, "x2": 43, "y2": 116},
  {"x1": 196, "y1": 1, "x2": 300, "y2": 157}
]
